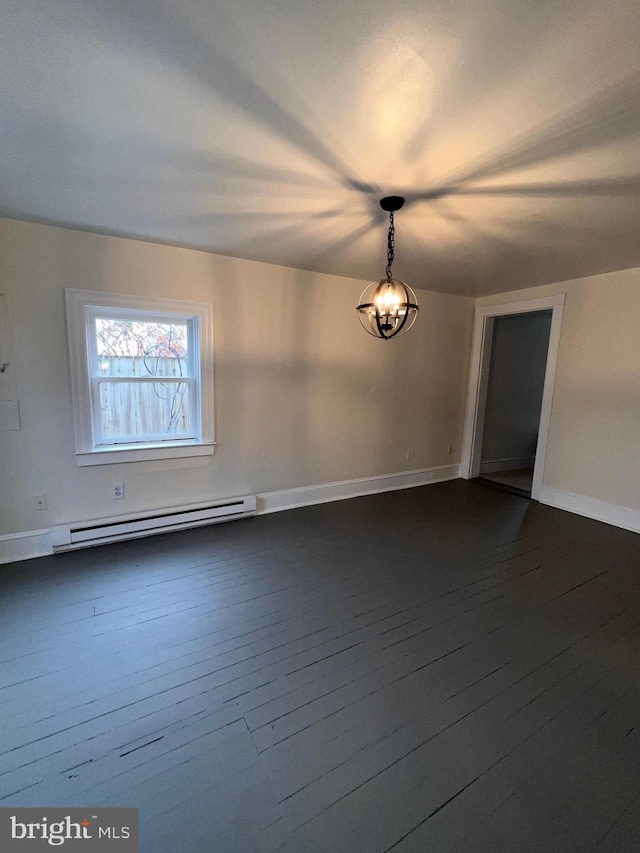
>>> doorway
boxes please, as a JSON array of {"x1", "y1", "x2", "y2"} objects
[
  {"x1": 460, "y1": 295, "x2": 565, "y2": 501},
  {"x1": 477, "y1": 310, "x2": 552, "y2": 496}
]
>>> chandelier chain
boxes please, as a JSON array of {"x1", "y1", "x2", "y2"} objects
[{"x1": 385, "y1": 211, "x2": 395, "y2": 280}]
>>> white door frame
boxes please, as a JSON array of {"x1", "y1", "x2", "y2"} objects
[{"x1": 460, "y1": 294, "x2": 565, "y2": 501}]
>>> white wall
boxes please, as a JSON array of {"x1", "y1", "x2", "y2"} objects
[
  {"x1": 481, "y1": 311, "x2": 552, "y2": 467},
  {"x1": 0, "y1": 219, "x2": 474, "y2": 547},
  {"x1": 477, "y1": 268, "x2": 640, "y2": 519}
]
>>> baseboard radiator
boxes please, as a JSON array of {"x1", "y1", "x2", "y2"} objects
[{"x1": 51, "y1": 495, "x2": 256, "y2": 552}]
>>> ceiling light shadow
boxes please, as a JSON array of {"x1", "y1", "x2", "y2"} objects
[
  {"x1": 403, "y1": 0, "x2": 599, "y2": 166},
  {"x1": 83, "y1": 0, "x2": 369, "y2": 189},
  {"x1": 305, "y1": 218, "x2": 379, "y2": 266},
  {"x1": 444, "y1": 175, "x2": 640, "y2": 198},
  {"x1": 433, "y1": 71, "x2": 640, "y2": 188}
]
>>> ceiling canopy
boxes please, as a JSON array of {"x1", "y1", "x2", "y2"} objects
[{"x1": 2, "y1": 0, "x2": 640, "y2": 296}]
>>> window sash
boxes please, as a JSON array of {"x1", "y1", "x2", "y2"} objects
[
  {"x1": 86, "y1": 309, "x2": 201, "y2": 448},
  {"x1": 89, "y1": 375, "x2": 195, "y2": 384},
  {"x1": 65, "y1": 289, "x2": 214, "y2": 463},
  {"x1": 90, "y1": 377, "x2": 197, "y2": 446}
]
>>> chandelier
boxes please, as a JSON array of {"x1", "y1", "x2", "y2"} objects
[{"x1": 356, "y1": 196, "x2": 419, "y2": 339}]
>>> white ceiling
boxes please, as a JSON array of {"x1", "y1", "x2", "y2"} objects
[{"x1": 2, "y1": 0, "x2": 640, "y2": 296}]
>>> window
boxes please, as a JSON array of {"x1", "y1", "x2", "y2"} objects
[{"x1": 65, "y1": 289, "x2": 214, "y2": 465}]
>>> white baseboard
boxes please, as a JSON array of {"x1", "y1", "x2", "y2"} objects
[
  {"x1": 257, "y1": 465, "x2": 460, "y2": 514},
  {"x1": 0, "y1": 466, "x2": 460, "y2": 565},
  {"x1": 479, "y1": 456, "x2": 535, "y2": 474},
  {"x1": 0, "y1": 528, "x2": 54, "y2": 565},
  {"x1": 3, "y1": 475, "x2": 636, "y2": 565},
  {"x1": 539, "y1": 487, "x2": 640, "y2": 535}
]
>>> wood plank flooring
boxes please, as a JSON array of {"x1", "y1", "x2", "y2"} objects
[
  {"x1": 478, "y1": 467, "x2": 534, "y2": 495},
  {"x1": 1, "y1": 480, "x2": 639, "y2": 852}
]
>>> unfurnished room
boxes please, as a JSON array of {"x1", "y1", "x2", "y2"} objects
[{"x1": 1, "y1": 1, "x2": 639, "y2": 851}]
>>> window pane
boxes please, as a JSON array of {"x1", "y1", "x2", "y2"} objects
[
  {"x1": 95, "y1": 319, "x2": 190, "y2": 378},
  {"x1": 98, "y1": 381, "x2": 192, "y2": 440}
]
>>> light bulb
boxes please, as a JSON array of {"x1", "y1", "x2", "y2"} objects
[{"x1": 375, "y1": 286, "x2": 401, "y2": 312}]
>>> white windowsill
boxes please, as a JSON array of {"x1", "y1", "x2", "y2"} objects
[{"x1": 75, "y1": 441, "x2": 217, "y2": 467}]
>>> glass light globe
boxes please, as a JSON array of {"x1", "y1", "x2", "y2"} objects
[{"x1": 356, "y1": 279, "x2": 419, "y2": 340}]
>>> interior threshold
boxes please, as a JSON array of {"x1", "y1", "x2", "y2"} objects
[{"x1": 471, "y1": 469, "x2": 533, "y2": 499}]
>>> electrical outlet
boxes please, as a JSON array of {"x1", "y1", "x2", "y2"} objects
[
  {"x1": 406, "y1": 449, "x2": 414, "y2": 460},
  {"x1": 112, "y1": 482, "x2": 124, "y2": 500},
  {"x1": 33, "y1": 495, "x2": 47, "y2": 511}
]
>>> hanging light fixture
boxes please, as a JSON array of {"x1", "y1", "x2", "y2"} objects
[{"x1": 356, "y1": 196, "x2": 419, "y2": 340}]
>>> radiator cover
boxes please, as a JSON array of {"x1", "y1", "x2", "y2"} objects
[{"x1": 51, "y1": 495, "x2": 256, "y2": 551}]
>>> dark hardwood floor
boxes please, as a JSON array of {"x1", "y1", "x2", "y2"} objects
[
  {"x1": 476, "y1": 467, "x2": 534, "y2": 498},
  {"x1": 1, "y1": 480, "x2": 639, "y2": 852}
]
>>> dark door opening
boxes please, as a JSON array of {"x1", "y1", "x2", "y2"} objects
[{"x1": 474, "y1": 310, "x2": 552, "y2": 498}]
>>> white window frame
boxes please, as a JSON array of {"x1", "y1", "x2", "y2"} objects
[{"x1": 65, "y1": 289, "x2": 215, "y2": 466}]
